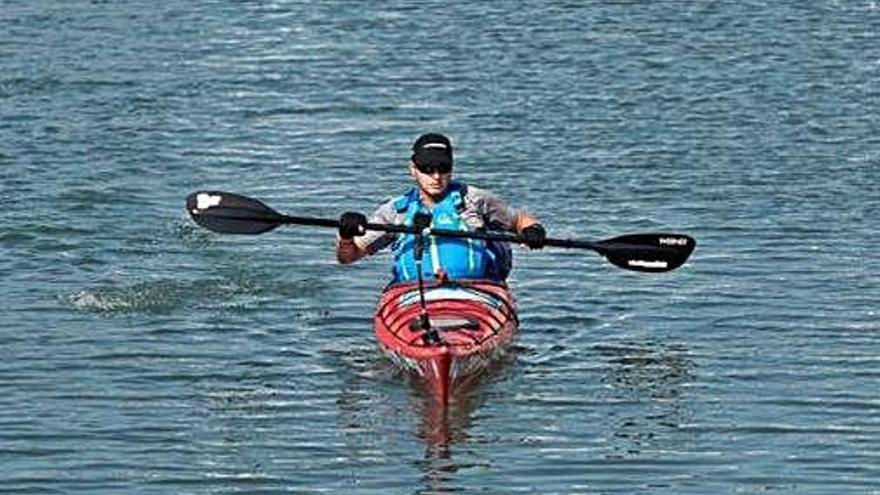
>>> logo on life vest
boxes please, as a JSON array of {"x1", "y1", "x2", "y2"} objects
[{"x1": 435, "y1": 212, "x2": 455, "y2": 225}]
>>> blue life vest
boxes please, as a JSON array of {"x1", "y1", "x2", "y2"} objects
[{"x1": 390, "y1": 183, "x2": 511, "y2": 283}]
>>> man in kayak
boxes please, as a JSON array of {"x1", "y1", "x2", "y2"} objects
[{"x1": 335, "y1": 133, "x2": 546, "y2": 283}]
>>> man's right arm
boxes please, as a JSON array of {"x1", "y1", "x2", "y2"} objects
[
  {"x1": 336, "y1": 236, "x2": 367, "y2": 264},
  {"x1": 335, "y1": 201, "x2": 397, "y2": 264}
]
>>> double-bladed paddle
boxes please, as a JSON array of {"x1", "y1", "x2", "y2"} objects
[{"x1": 185, "y1": 191, "x2": 696, "y2": 273}]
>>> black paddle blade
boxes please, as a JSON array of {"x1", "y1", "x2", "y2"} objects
[
  {"x1": 596, "y1": 233, "x2": 696, "y2": 273},
  {"x1": 186, "y1": 191, "x2": 283, "y2": 235}
]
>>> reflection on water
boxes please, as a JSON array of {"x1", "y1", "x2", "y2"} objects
[
  {"x1": 410, "y1": 356, "x2": 513, "y2": 495},
  {"x1": 596, "y1": 340, "x2": 695, "y2": 458},
  {"x1": 336, "y1": 345, "x2": 516, "y2": 494}
]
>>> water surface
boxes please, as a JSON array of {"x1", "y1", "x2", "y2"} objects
[{"x1": 2, "y1": 1, "x2": 877, "y2": 493}]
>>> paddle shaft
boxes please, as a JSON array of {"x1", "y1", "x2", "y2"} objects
[{"x1": 274, "y1": 214, "x2": 621, "y2": 254}]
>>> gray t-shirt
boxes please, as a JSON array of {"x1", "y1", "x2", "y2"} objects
[{"x1": 354, "y1": 185, "x2": 521, "y2": 255}]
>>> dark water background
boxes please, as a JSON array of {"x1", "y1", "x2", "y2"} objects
[{"x1": 2, "y1": 1, "x2": 877, "y2": 493}]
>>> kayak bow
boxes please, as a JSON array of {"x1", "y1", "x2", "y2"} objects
[{"x1": 374, "y1": 280, "x2": 518, "y2": 405}]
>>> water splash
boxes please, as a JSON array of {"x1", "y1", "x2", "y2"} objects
[{"x1": 68, "y1": 275, "x2": 324, "y2": 315}]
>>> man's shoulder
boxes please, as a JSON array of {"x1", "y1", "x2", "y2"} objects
[
  {"x1": 375, "y1": 195, "x2": 398, "y2": 209},
  {"x1": 458, "y1": 183, "x2": 503, "y2": 205},
  {"x1": 372, "y1": 196, "x2": 399, "y2": 218},
  {"x1": 373, "y1": 188, "x2": 420, "y2": 220}
]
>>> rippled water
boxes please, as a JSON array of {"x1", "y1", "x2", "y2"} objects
[{"x1": 2, "y1": 1, "x2": 878, "y2": 493}]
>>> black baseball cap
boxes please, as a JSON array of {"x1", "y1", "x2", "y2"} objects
[{"x1": 411, "y1": 133, "x2": 453, "y2": 168}]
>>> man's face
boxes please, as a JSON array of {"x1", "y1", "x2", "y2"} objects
[{"x1": 410, "y1": 161, "x2": 452, "y2": 200}]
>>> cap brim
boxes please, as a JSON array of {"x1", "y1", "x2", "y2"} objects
[{"x1": 413, "y1": 148, "x2": 452, "y2": 167}]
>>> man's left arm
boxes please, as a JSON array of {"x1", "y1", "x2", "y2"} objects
[{"x1": 474, "y1": 187, "x2": 546, "y2": 249}]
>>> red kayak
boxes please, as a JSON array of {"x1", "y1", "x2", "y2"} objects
[{"x1": 374, "y1": 280, "x2": 518, "y2": 405}]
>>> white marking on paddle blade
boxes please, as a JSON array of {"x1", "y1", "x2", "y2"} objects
[
  {"x1": 659, "y1": 237, "x2": 689, "y2": 246},
  {"x1": 628, "y1": 259, "x2": 669, "y2": 269},
  {"x1": 196, "y1": 193, "x2": 222, "y2": 210}
]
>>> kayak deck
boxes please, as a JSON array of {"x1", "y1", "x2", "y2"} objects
[{"x1": 373, "y1": 280, "x2": 518, "y2": 405}]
